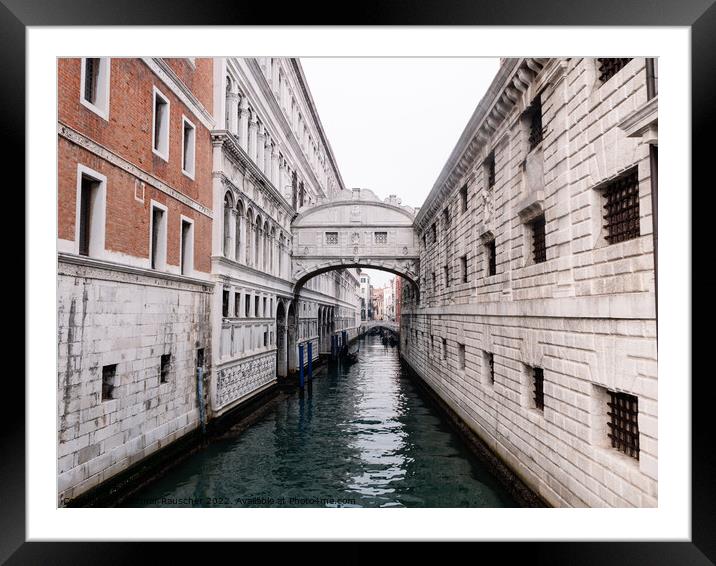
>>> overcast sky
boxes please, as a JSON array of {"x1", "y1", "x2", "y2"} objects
[{"x1": 300, "y1": 57, "x2": 500, "y2": 288}]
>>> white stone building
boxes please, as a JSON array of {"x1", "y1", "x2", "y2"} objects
[
  {"x1": 210, "y1": 57, "x2": 361, "y2": 418},
  {"x1": 401, "y1": 58, "x2": 658, "y2": 507}
]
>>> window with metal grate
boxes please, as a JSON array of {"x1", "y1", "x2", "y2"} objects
[
  {"x1": 533, "y1": 367, "x2": 544, "y2": 410},
  {"x1": 597, "y1": 58, "x2": 632, "y2": 83},
  {"x1": 603, "y1": 168, "x2": 640, "y2": 244},
  {"x1": 531, "y1": 215, "x2": 547, "y2": 263},
  {"x1": 607, "y1": 391, "x2": 640, "y2": 459}
]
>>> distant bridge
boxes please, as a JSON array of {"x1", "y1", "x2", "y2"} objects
[{"x1": 359, "y1": 320, "x2": 399, "y2": 334}]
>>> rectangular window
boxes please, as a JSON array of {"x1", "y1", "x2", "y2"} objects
[
  {"x1": 234, "y1": 293, "x2": 241, "y2": 318},
  {"x1": 255, "y1": 296, "x2": 260, "y2": 317},
  {"x1": 530, "y1": 215, "x2": 547, "y2": 264},
  {"x1": 326, "y1": 232, "x2": 338, "y2": 245},
  {"x1": 460, "y1": 185, "x2": 468, "y2": 213},
  {"x1": 442, "y1": 338, "x2": 448, "y2": 361},
  {"x1": 486, "y1": 239, "x2": 497, "y2": 276},
  {"x1": 374, "y1": 231, "x2": 388, "y2": 244},
  {"x1": 180, "y1": 219, "x2": 193, "y2": 275},
  {"x1": 444, "y1": 264, "x2": 450, "y2": 288},
  {"x1": 160, "y1": 354, "x2": 171, "y2": 384},
  {"x1": 485, "y1": 151, "x2": 496, "y2": 188},
  {"x1": 458, "y1": 344, "x2": 466, "y2": 370},
  {"x1": 461, "y1": 255, "x2": 468, "y2": 283},
  {"x1": 222, "y1": 289, "x2": 229, "y2": 317},
  {"x1": 597, "y1": 58, "x2": 633, "y2": 84},
  {"x1": 484, "y1": 351, "x2": 495, "y2": 384},
  {"x1": 431, "y1": 223, "x2": 437, "y2": 243},
  {"x1": 432, "y1": 272, "x2": 436, "y2": 292},
  {"x1": 78, "y1": 175, "x2": 98, "y2": 256},
  {"x1": 182, "y1": 116, "x2": 196, "y2": 178},
  {"x1": 101, "y1": 364, "x2": 117, "y2": 401},
  {"x1": 607, "y1": 391, "x2": 640, "y2": 459},
  {"x1": 152, "y1": 87, "x2": 170, "y2": 160},
  {"x1": 150, "y1": 204, "x2": 167, "y2": 270},
  {"x1": 245, "y1": 295, "x2": 251, "y2": 317},
  {"x1": 602, "y1": 168, "x2": 640, "y2": 244},
  {"x1": 263, "y1": 297, "x2": 267, "y2": 316},
  {"x1": 81, "y1": 57, "x2": 110, "y2": 119},
  {"x1": 264, "y1": 331, "x2": 268, "y2": 347},
  {"x1": 532, "y1": 367, "x2": 544, "y2": 411}
]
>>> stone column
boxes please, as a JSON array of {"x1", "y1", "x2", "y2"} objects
[
  {"x1": 272, "y1": 145, "x2": 280, "y2": 187},
  {"x1": 238, "y1": 213, "x2": 247, "y2": 265},
  {"x1": 226, "y1": 85, "x2": 239, "y2": 135},
  {"x1": 238, "y1": 97, "x2": 250, "y2": 151},
  {"x1": 257, "y1": 123, "x2": 265, "y2": 171},
  {"x1": 248, "y1": 111, "x2": 258, "y2": 161},
  {"x1": 265, "y1": 138, "x2": 273, "y2": 176}
]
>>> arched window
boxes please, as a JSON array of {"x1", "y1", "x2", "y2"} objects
[
  {"x1": 254, "y1": 214, "x2": 262, "y2": 266},
  {"x1": 223, "y1": 192, "x2": 233, "y2": 257},
  {"x1": 235, "y1": 201, "x2": 243, "y2": 263},
  {"x1": 263, "y1": 220, "x2": 270, "y2": 271},
  {"x1": 245, "y1": 208, "x2": 254, "y2": 266}
]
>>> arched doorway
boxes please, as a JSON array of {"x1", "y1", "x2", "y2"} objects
[{"x1": 276, "y1": 301, "x2": 287, "y2": 377}]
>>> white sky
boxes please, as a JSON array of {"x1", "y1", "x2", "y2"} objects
[{"x1": 300, "y1": 57, "x2": 501, "y2": 287}]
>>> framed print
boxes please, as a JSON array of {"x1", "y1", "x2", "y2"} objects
[{"x1": 10, "y1": 0, "x2": 707, "y2": 562}]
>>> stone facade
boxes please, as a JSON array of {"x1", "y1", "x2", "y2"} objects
[
  {"x1": 57, "y1": 58, "x2": 215, "y2": 503},
  {"x1": 401, "y1": 58, "x2": 658, "y2": 507},
  {"x1": 209, "y1": 57, "x2": 361, "y2": 416}
]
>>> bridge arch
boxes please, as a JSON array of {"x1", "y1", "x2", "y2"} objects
[{"x1": 290, "y1": 188, "x2": 420, "y2": 298}]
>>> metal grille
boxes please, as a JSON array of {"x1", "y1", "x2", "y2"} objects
[
  {"x1": 84, "y1": 58, "x2": 99, "y2": 103},
  {"x1": 527, "y1": 96, "x2": 543, "y2": 149},
  {"x1": 444, "y1": 265, "x2": 450, "y2": 288},
  {"x1": 487, "y1": 239, "x2": 497, "y2": 276},
  {"x1": 374, "y1": 231, "x2": 388, "y2": 244},
  {"x1": 487, "y1": 352, "x2": 494, "y2": 384},
  {"x1": 531, "y1": 215, "x2": 547, "y2": 263},
  {"x1": 460, "y1": 185, "x2": 468, "y2": 213},
  {"x1": 598, "y1": 58, "x2": 632, "y2": 83},
  {"x1": 431, "y1": 223, "x2": 437, "y2": 243},
  {"x1": 533, "y1": 367, "x2": 544, "y2": 410},
  {"x1": 603, "y1": 169, "x2": 640, "y2": 244},
  {"x1": 486, "y1": 152, "x2": 496, "y2": 187},
  {"x1": 326, "y1": 232, "x2": 338, "y2": 245},
  {"x1": 607, "y1": 391, "x2": 640, "y2": 459}
]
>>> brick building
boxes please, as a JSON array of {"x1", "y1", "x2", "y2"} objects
[
  {"x1": 57, "y1": 58, "x2": 216, "y2": 503},
  {"x1": 401, "y1": 58, "x2": 658, "y2": 507}
]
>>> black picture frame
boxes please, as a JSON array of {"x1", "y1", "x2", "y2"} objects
[{"x1": 8, "y1": 0, "x2": 705, "y2": 562}]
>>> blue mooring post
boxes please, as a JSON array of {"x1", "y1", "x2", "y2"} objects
[
  {"x1": 307, "y1": 342, "x2": 313, "y2": 380},
  {"x1": 298, "y1": 344, "x2": 305, "y2": 388}
]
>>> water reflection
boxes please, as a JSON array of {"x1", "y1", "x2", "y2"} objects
[{"x1": 124, "y1": 335, "x2": 516, "y2": 508}]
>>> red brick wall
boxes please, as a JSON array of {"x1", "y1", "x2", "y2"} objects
[{"x1": 58, "y1": 57, "x2": 214, "y2": 274}]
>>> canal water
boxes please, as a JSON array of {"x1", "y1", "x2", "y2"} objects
[{"x1": 124, "y1": 334, "x2": 517, "y2": 508}]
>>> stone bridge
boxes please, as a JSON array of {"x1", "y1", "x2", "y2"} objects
[
  {"x1": 291, "y1": 188, "x2": 420, "y2": 293},
  {"x1": 359, "y1": 320, "x2": 399, "y2": 334}
]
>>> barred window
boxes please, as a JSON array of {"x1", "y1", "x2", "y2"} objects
[
  {"x1": 326, "y1": 232, "x2": 338, "y2": 245},
  {"x1": 160, "y1": 354, "x2": 171, "y2": 384},
  {"x1": 531, "y1": 215, "x2": 547, "y2": 264},
  {"x1": 485, "y1": 352, "x2": 495, "y2": 384},
  {"x1": 374, "y1": 231, "x2": 388, "y2": 244},
  {"x1": 607, "y1": 391, "x2": 640, "y2": 459},
  {"x1": 431, "y1": 223, "x2": 437, "y2": 243},
  {"x1": 222, "y1": 289, "x2": 229, "y2": 317},
  {"x1": 102, "y1": 364, "x2": 117, "y2": 401},
  {"x1": 485, "y1": 151, "x2": 496, "y2": 188},
  {"x1": 442, "y1": 338, "x2": 448, "y2": 360},
  {"x1": 525, "y1": 95, "x2": 543, "y2": 150},
  {"x1": 458, "y1": 344, "x2": 466, "y2": 370},
  {"x1": 532, "y1": 367, "x2": 544, "y2": 410},
  {"x1": 486, "y1": 239, "x2": 497, "y2": 276},
  {"x1": 461, "y1": 255, "x2": 468, "y2": 283},
  {"x1": 597, "y1": 58, "x2": 632, "y2": 83},
  {"x1": 460, "y1": 184, "x2": 468, "y2": 213},
  {"x1": 444, "y1": 264, "x2": 450, "y2": 288},
  {"x1": 602, "y1": 168, "x2": 640, "y2": 244}
]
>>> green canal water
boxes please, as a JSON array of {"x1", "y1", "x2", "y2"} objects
[{"x1": 123, "y1": 334, "x2": 517, "y2": 508}]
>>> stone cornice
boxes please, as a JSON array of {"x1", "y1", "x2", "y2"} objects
[
  {"x1": 618, "y1": 96, "x2": 658, "y2": 140},
  {"x1": 143, "y1": 58, "x2": 214, "y2": 130},
  {"x1": 59, "y1": 122, "x2": 213, "y2": 218},
  {"x1": 415, "y1": 58, "x2": 552, "y2": 232},
  {"x1": 59, "y1": 253, "x2": 214, "y2": 289}
]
